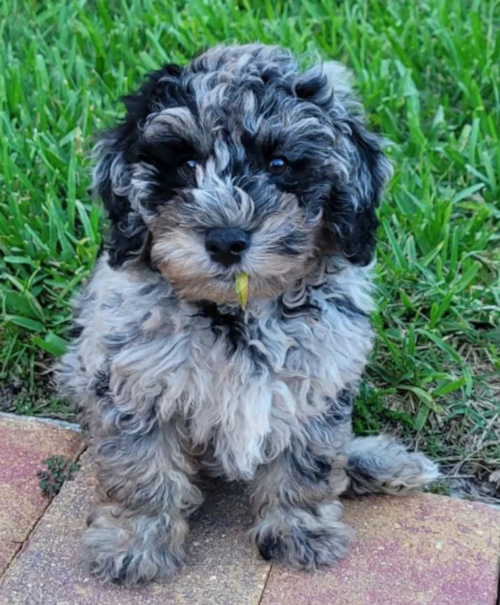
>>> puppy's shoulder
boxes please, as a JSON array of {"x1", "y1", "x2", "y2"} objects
[
  {"x1": 72, "y1": 253, "x2": 174, "y2": 330},
  {"x1": 317, "y1": 263, "x2": 375, "y2": 317}
]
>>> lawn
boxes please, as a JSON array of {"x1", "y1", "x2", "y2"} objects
[{"x1": 1, "y1": 0, "x2": 499, "y2": 491}]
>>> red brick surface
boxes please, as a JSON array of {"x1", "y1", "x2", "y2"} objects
[
  {"x1": 1, "y1": 417, "x2": 499, "y2": 605},
  {"x1": 261, "y1": 494, "x2": 500, "y2": 605},
  {"x1": 0, "y1": 452, "x2": 270, "y2": 605}
]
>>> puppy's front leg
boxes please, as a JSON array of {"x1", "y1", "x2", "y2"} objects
[
  {"x1": 84, "y1": 419, "x2": 203, "y2": 585},
  {"x1": 250, "y1": 446, "x2": 353, "y2": 569}
]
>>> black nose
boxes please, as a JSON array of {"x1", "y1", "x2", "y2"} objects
[{"x1": 205, "y1": 228, "x2": 250, "y2": 267}]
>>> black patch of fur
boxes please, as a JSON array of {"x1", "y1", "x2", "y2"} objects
[
  {"x1": 115, "y1": 554, "x2": 133, "y2": 586},
  {"x1": 195, "y1": 301, "x2": 248, "y2": 351},
  {"x1": 333, "y1": 297, "x2": 368, "y2": 318},
  {"x1": 258, "y1": 532, "x2": 285, "y2": 562},
  {"x1": 295, "y1": 71, "x2": 329, "y2": 101},
  {"x1": 323, "y1": 391, "x2": 353, "y2": 426},
  {"x1": 238, "y1": 128, "x2": 333, "y2": 200},
  {"x1": 333, "y1": 389, "x2": 354, "y2": 409},
  {"x1": 279, "y1": 295, "x2": 322, "y2": 320},
  {"x1": 67, "y1": 323, "x2": 84, "y2": 339},
  {"x1": 93, "y1": 369, "x2": 110, "y2": 397},
  {"x1": 290, "y1": 448, "x2": 332, "y2": 485},
  {"x1": 275, "y1": 231, "x2": 309, "y2": 256},
  {"x1": 138, "y1": 283, "x2": 159, "y2": 296}
]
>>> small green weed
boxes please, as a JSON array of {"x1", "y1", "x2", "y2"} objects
[{"x1": 37, "y1": 455, "x2": 80, "y2": 499}]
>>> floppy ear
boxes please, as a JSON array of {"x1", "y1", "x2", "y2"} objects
[
  {"x1": 325, "y1": 118, "x2": 392, "y2": 265},
  {"x1": 92, "y1": 127, "x2": 146, "y2": 268},
  {"x1": 93, "y1": 64, "x2": 183, "y2": 268},
  {"x1": 305, "y1": 62, "x2": 392, "y2": 266}
]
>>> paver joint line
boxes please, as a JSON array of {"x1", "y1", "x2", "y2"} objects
[{"x1": 257, "y1": 562, "x2": 273, "y2": 605}]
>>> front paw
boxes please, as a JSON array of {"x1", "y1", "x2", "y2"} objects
[
  {"x1": 252, "y1": 502, "x2": 353, "y2": 569},
  {"x1": 86, "y1": 542, "x2": 145, "y2": 586},
  {"x1": 83, "y1": 508, "x2": 186, "y2": 585}
]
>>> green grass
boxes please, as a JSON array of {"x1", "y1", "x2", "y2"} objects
[{"x1": 1, "y1": 0, "x2": 499, "y2": 480}]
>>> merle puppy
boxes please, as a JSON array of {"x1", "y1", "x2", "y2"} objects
[{"x1": 59, "y1": 44, "x2": 438, "y2": 585}]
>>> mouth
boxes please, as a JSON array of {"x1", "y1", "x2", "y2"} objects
[{"x1": 210, "y1": 266, "x2": 251, "y2": 309}]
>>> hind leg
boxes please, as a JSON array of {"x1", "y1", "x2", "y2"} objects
[{"x1": 344, "y1": 435, "x2": 439, "y2": 498}]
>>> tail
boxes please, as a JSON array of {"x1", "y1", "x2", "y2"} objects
[{"x1": 344, "y1": 435, "x2": 439, "y2": 498}]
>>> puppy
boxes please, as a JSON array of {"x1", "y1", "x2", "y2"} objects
[{"x1": 59, "y1": 44, "x2": 438, "y2": 585}]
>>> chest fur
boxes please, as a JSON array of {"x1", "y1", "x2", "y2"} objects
[{"x1": 75, "y1": 261, "x2": 374, "y2": 478}]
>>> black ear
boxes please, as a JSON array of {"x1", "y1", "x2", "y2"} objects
[
  {"x1": 325, "y1": 119, "x2": 392, "y2": 265},
  {"x1": 301, "y1": 61, "x2": 392, "y2": 265},
  {"x1": 93, "y1": 64, "x2": 183, "y2": 268}
]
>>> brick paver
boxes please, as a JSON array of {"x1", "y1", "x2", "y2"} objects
[
  {"x1": 0, "y1": 414, "x2": 84, "y2": 577},
  {"x1": 260, "y1": 494, "x2": 500, "y2": 605}
]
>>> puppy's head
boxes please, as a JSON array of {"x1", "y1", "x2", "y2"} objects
[{"x1": 94, "y1": 45, "x2": 391, "y2": 303}]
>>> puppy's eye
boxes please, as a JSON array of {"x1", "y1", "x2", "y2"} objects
[
  {"x1": 268, "y1": 157, "x2": 289, "y2": 176},
  {"x1": 180, "y1": 159, "x2": 198, "y2": 177}
]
